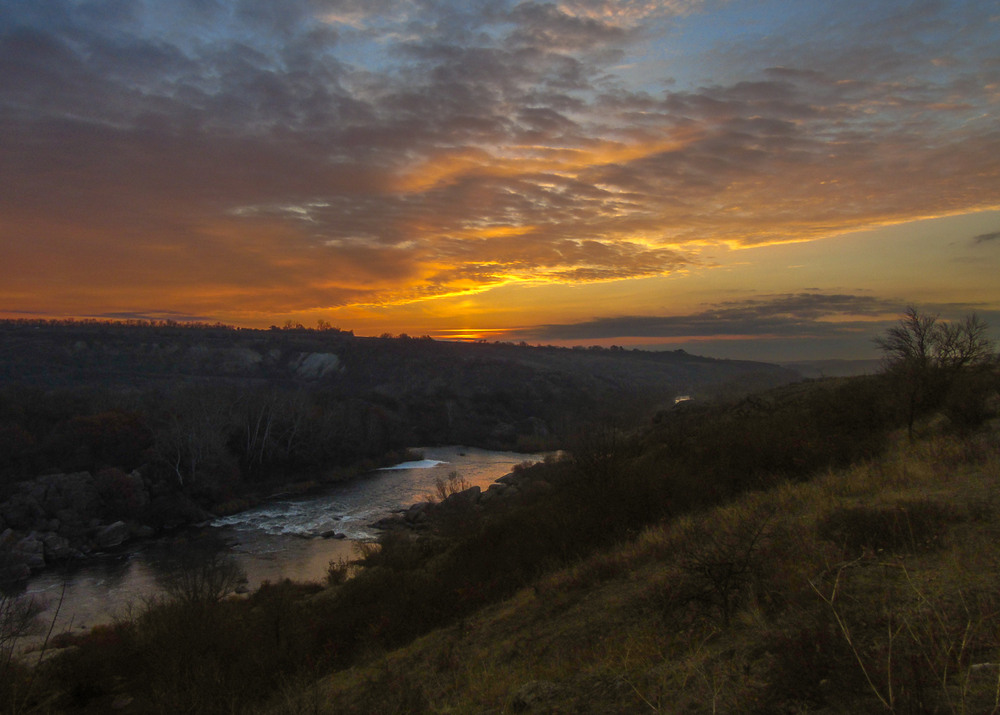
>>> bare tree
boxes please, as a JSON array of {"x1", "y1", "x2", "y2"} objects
[
  {"x1": 875, "y1": 307, "x2": 939, "y2": 374},
  {"x1": 0, "y1": 593, "x2": 42, "y2": 675},
  {"x1": 876, "y1": 307, "x2": 995, "y2": 438},
  {"x1": 153, "y1": 386, "x2": 234, "y2": 487},
  {"x1": 935, "y1": 313, "x2": 993, "y2": 371},
  {"x1": 155, "y1": 551, "x2": 247, "y2": 606}
]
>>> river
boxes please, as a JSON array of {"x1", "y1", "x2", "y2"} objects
[{"x1": 12, "y1": 446, "x2": 541, "y2": 642}]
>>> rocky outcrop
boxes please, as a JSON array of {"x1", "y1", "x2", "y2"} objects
[
  {"x1": 0, "y1": 468, "x2": 210, "y2": 582},
  {"x1": 12, "y1": 533, "x2": 46, "y2": 570},
  {"x1": 290, "y1": 352, "x2": 341, "y2": 379},
  {"x1": 93, "y1": 521, "x2": 130, "y2": 549}
]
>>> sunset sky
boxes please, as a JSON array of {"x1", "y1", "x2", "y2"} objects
[{"x1": 2, "y1": 0, "x2": 999, "y2": 361}]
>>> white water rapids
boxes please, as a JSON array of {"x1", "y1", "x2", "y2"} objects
[{"x1": 13, "y1": 446, "x2": 541, "y2": 641}]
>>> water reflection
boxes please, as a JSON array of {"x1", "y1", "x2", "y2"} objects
[{"x1": 15, "y1": 446, "x2": 540, "y2": 639}]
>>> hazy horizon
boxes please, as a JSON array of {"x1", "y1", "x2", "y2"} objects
[{"x1": 3, "y1": 1, "x2": 998, "y2": 362}]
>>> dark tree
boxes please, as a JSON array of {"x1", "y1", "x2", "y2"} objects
[{"x1": 875, "y1": 307, "x2": 995, "y2": 438}]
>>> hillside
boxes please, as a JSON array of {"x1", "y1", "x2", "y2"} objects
[
  {"x1": 9, "y1": 371, "x2": 997, "y2": 713},
  {"x1": 269, "y1": 423, "x2": 1000, "y2": 714},
  {"x1": 0, "y1": 319, "x2": 795, "y2": 398},
  {"x1": 0, "y1": 318, "x2": 798, "y2": 458}
]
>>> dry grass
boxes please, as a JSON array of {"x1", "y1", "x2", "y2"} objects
[{"x1": 257, "y1": 423, "x2": 1000, "y2": 714}]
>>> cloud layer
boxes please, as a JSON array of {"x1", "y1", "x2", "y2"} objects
[{"x1": 1, "y1": 0, "x2": 998, "y2": 347}]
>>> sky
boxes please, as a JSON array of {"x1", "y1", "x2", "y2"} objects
[{"x1": 1, "y1": 0, "x2": 999, "y2": 361}]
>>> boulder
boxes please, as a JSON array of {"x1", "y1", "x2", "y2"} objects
[
  {"x1": 404, "y1": 501, "x2": 432, "y2": 523},
  {"x1": 95, "y1": 468, "x2": 151, "y2": 516},
  {"x1": 41, "y1": 531, "x2": 79, "y2": 561},
  {"x1": 130, "y1": 524, "x2": 156, "y2": 539},
  {"x1": 290, "y1": 352, "x2": 341, "y2": 379},
  {"x1": 0, "y1": 528, "x2": 15, "y2": 549},
  {"x1": 37, "y1": 472, "x2": 102, "y2": 517},
  {"x1": 372, "y1": 515, "x2": 407, "y2": 531},
  {"x1": 0, "y1": 492, "x2": 45, "y2": 531},
  {"x1": 479, "y1": 482, "x2": 508, "y2": 505},
  {"x1": 126, "y1": 470, "x2": 151, "y2": 510},
  {"x1": 442, "y1": 485, "x2": 481, "y2": 508},
  {"x1": 12, "y1": 533, "x2": 46, "y2": 570},
  {"x1": 93, "y1": 521, "x2": 130, "y2": 550},
  {"x1": 0, "y1": 561, "x2": 31, "y2": 583},
  {"x1": 147, "y1": 494, "x2": 213, "y2": 529}
]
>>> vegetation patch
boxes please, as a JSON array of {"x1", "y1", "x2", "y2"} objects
[{"x1": 817, "y1": 499, "x2": 962, "y2": 555}]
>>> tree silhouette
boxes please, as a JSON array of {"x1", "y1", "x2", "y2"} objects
[{"x1": 875, "y1": 307, "x2": 994, "y2": 438}]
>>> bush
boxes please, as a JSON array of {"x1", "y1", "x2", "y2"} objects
[
  {"x1": 943, "y1": 368, "x2": 999, "y2": 431},
  {"x1": 154, "y1": 551, "x2": 247, "y2": 605},
  {"x1": 48, "y1": 577, "x2": 327, "y2": 713},
  {"x1": 672, "y1": 504, "x2": 776, "y2": 626},
  {"x1": 817, "y1": 500, "x2": 961, "y2": 556}
]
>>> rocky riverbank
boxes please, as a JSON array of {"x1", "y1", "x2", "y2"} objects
[
  {"x1": 371, "y1": 459, "x2": 559, "y2": 533},
  {"x1": 0, "y1": 468, "x2": 212, "y2": 582}
]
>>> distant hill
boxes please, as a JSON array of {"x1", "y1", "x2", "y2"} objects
[
  {"x1": 0, "y1": 321, "x2": 801, "y2": 446},
  {"x1": 779, "y1": 358, "x2": 881, "y2": 378}
]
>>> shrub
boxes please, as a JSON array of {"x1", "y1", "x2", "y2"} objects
[
  {"x1": 817, "y1": 499, "x2": 961, "y2": 556},
  {"x1": 809, "y1": 559, "x2": 1000, "y2": 713},
  {"x1": 672, "y1": 504, "x2": 776, "y2": 626},
  {"x1": 326, "y1": 556, "x2": 356, "y2": 586},
  {"x1": 431, "y1": 470, "x2": 471, "y2": 501},
  {"x1": 155, "y1": 551, "x2": 247, "y2": 605},
  {"x1": 943, "y1": 368, "x2": 999, "y2": 431},
  {"x1": 760, "y1": 616, "x2": 863, "y2": 710}
]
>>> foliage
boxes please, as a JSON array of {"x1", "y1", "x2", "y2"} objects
[
  {"x1": 45, "y1": 576, "x2": 326, "y2": 713},
  {"x1": 283, "y1": 425, "x2": 1000, "y2": 715}
]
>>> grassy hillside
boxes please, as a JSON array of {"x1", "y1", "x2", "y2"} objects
[
  {"x1": 266, "y1": 424, "x2": 1000, "y2": 714},
  {"x1": 4, "y1": 364, "x2": 998, "y2": 714}
]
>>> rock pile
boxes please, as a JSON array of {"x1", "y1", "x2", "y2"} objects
[{"x1": 0, "y1": 469, "x2": 210, "y2": 582}]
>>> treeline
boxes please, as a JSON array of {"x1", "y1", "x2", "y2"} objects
[
  {"x1": 0, "y1": 384, "x2": 411, "y2": 503},
  {"x1": 0, "y1": 317, "x2": 351, "y2": 333},
  {"x1": 0, "y1": 318, "x2": 801, "y2": 499}
]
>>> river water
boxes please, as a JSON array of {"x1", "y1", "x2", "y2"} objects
[{"x1": 13, "y1": 446, "x2": 541, "y2": 640}]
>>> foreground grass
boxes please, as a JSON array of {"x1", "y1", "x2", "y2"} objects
[{"x1": 263, "y1": 425, "x2": 1000, "y2": 714}]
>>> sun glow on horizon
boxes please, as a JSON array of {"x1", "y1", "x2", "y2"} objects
[{"x1": 2, "y1": 1, "x2": 998, "y2": 362}]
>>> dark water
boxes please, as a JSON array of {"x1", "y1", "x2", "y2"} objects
[{"x1": 15, "y1": 446, "x2": 541, "y2": 642}]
